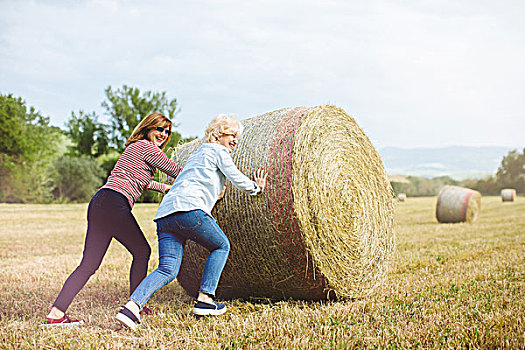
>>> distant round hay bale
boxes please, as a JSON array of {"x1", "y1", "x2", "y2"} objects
[
  {"x1": 435, "y1": 186, "x2": 481, "y2": 223},
  {"x1": 170, "y1": 105, "x2": 395, "y2": 300},
  {"x1": 501, "y1": 188, "x2": 516, "y2": 202},
  {"x1": 397, "y1": 193, "x2": 407, "y2": 202}
]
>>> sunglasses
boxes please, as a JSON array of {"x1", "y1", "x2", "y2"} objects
[{"x1": 154, "y1": 126, "x2": 171, "y2": 135}]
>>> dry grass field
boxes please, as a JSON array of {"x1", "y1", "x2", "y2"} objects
[{"x1": 0, "y1": 196, "x2": 524, "y2": 349}]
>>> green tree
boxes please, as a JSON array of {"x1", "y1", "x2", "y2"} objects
[
  {"x1": 0, "y1": 94, "x2": 27, "y2": 157},
  {"x1": 461, "y1": 176, "x2": 499, "y2": 195},
  {"x1": 102, "y1": 85, "x2": 180, "y2": 152},
  {"x1": 0, "y1": 93, "x2": 63, "y2": 203},
  {"x1": 496, "y1": 148, "x2": 525, "y2": 193},
  {"x1": 460, "y1": 148, "x2": 524, "y2": 195},
  {"x1": 50, "y1": 155, "x2": 105, "y2": 202},
  {"x1": 390, "y1": 175, "x2": 458, "y2": 197},
  {"x1": 0, "y1": 94, "x2": 58, "y2": 162},
  {"x1": 65, "y1": 110, "x2": 109, "y2": 157}
]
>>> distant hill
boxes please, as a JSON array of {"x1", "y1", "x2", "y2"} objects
[{"x1": 378, "y1": 146, "x2": 519, "y2": 180}]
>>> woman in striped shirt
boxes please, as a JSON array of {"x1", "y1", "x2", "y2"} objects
[{"x1": 44, "y1": 113, "x2": 183, "y2": 326}]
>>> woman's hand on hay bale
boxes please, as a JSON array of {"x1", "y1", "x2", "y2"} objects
[{"x1": 253, "y1": 168, "x2": 267, "y2": 193}]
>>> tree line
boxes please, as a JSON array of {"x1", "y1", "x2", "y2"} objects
[
  {"x1": 0, "y1": 85, "x2": 192, "y2": 203},
  {"x1": 1, "y1": 86, "x2": 523, "y2": 203},
  {"x1": 390, "y1": 148, "x2": 525, "y2": 197}
]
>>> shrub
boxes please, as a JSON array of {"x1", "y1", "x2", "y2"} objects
[{"x1": 50, "y1": 156, "x2": 105, "y2": 202}]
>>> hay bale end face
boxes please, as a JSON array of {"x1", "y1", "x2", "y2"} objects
[
  {"x1": 501, "y1": 188, "x2": 516, "y2": 202},
  {"x1": 435, "y1": 185, "x2": 481, "y2": 223},
  {"x1": 170, "y1": 105, "x2": 396, "y2": 300}
]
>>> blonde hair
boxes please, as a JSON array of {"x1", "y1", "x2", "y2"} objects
[
  {"x1": 205, "y1": 114, "x2": 243, "y2": 143},
  {"x1": 125, "y1": 112, "x2": 173, "y2": 150}
]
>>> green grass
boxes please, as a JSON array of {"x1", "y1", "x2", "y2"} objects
[{"x1": 0, "y1": 196, "x2": 524, "y2": 349}]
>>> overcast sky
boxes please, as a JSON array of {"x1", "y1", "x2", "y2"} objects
[{"x1": 1, "y1": 0, "x2": 524, "y2": 149}]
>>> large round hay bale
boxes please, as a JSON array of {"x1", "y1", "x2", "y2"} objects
[
  {"x1": 170, "y1": 105, "x2": 395, "y2": 300},
  {"x1": 397, "y1": 193, "x2": 407, "y2": 202},
  {"x1": 435, "y1": 186, "x2": 481, "y2": 223},
  {"x1": 501, "y1": 188, "x2": 516, "y2": 202}
]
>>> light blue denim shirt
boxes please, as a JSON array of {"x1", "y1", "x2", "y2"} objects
[{"x1": 154, "y1": 142, "x2": 259, "y2": 221}]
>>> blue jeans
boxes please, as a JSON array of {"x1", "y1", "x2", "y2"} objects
[{"x1": 129, "y1": 210, "x2": 230, "y2": 308}]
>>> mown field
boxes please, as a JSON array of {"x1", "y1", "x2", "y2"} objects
[{"x1": 0, "y1": 196, "x2": 524, "y2": 349}]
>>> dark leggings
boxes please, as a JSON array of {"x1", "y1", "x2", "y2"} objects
[{"x1": 53, "y1": 189, "x2": 151, "y2": 312}]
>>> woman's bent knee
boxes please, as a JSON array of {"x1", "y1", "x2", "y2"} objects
[
  {"x1": 157, "y1": 258, "x2": 180, "y2": 279},
  {"x1": 219, "y1": 238, "x2": 230, "y2": 253}
]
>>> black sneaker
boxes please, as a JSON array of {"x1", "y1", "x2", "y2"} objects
[
  {"x1": 116, "y1": 306, "x2": 141, "y2": 331},
  {"x1": 193, "y1": 300, "x2": 227, "y2": 316}
]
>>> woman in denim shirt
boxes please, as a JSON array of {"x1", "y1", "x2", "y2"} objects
[{"x1": 117, "y1": 114, "x2": 267, "y2": 330}]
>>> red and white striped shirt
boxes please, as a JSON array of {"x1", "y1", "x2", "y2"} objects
[{"x1": 102, "y1": 140, "x2": 182, "y2": 208}]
